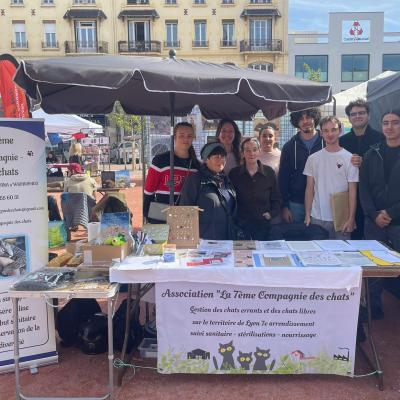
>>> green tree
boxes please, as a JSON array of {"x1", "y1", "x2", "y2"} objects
[
  {"x1": 303, "y1": 63, "x2": 322, "y2": 82},
  {"x1": 108, "y1": 101, "x2": 143, "y2": 138}
]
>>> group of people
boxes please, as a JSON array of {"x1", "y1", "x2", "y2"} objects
[{"x1": 143, "y1": 99, "x2": 400, "y2": 322}]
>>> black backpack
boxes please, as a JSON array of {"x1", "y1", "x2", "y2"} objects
[{"x1": 57, "y1": 299, "x2": 101, "y2": 347}]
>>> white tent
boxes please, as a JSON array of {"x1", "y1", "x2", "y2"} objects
[
  {"x1": 332, "y1": 71, "x2": 396, "y2": 120},
  {"x1": 32, "y1": 108, "x2": 103, "y2": 136}
]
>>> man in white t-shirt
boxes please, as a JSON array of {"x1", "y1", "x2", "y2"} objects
[{"x1": 303, "y1": 116, "x2": 359, "y2": 239}]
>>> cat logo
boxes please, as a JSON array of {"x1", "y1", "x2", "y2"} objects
[
  {"x1": 333, "y1": 347, "x2": 350, "y2": 362},
  {"x1": 187, "y1": 349, "x2": 210, "y2": 360}
]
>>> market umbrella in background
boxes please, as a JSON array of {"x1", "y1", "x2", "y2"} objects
[
  {"x1": 367, "y1": 71, "x2": 400, "y2": 132},
  {"x1": 14, "y1": 52, "x2": 332, "y2": 203}
]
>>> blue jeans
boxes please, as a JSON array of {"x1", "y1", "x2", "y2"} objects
[{"x1": 288, "y1": 201, "x2": 305, "y2": 223}]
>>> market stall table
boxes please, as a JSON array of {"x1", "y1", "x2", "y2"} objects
[
  {"x1": 110, "y1": 254, "x2": 400, "y2": 391},
  {"x1": 9, "y1": 274, "x2": 119, "y2": 400}
]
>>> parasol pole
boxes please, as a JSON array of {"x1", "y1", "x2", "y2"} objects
[
  {"x1": 169, "y1": 93, "x2": 175, "y2": 205},
  {"x1": 168, "y1": 50, "x2": 177, "y2": 205}
]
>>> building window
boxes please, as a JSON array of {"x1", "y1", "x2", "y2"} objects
[
  {"x1": 222, "y1": 20, "x2": 235, "y2": 46},
  {"x1": 73, "y1": 0, "x2": 95, "y2": 4},
  {"x1": 11, "y1": 0, "x2": 24, "y2": 4},
  {"x1": 249, "y1": 19, "x2": 272, "y2": 46},
  {"x1": 194, "y1": 0, "x2": 206, "y2": 3},
  {"x1": 221, "y1": 0, "x2": 234, "y2": 3},
  {"x1": 250, "y1": 0, "x2": 271, "y2": 3},
  {"x1": 295, "y1": 55, "x2": 328, "y2": 82},
  {"x1": 127, "y1": 0, "x2": 149, "y2": 4},
  {"x1": 75, "y1": 21, "x2": 97, "y2": 51},
  {"x1": 249, "y1": 62, "x2": 273, "y2": 72},
  {"x1": 383, "y1": 54, "x2": 400, "y2": 72},
  {"x1": 165, "y1": 0, "x2": 177, "y2": 4},
  {"x1": 194, "y1": 20, "x2": 207, "y2": 47},
  {"x1": 341, "y1": 54, "x2": 369, "y2": 82},
  {"x1": 12, "y1": 22, "x2": 27, "y2": 47},
  {"x1": 43, "y1": 22, "x2": 57, "y2": 48},
  {"x1": 165, "y1": 21, "x2": 178, "y2": 47},
  {"x1": 42, "y1": 0, "x2": 54, "y2": 4},
  {"x1": 128, "y1": 20, "x2": 150, "y2": 50}
]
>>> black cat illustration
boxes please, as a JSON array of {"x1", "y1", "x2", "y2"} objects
[
  {"x1": 212, "y1": 340, "x2": 236, "y2": 370},
  {"x1": 253, "y1": 347, "x2": 271, "y2": 371},
  {"x1": 237, "y1": 351, "x2": 253, "y2": 370}
]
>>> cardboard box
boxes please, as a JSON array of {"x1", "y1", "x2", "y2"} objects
[
  {"x1": 66, "y1": 240, "x2": 87, "y2": 256},
  {"x1": 81, "y1": 242, "x2": 132, "y2": 263}
]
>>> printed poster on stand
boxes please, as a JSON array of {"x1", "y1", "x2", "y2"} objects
[
  {"x1": 156, "y1": 278, "x2": 360, "y2": 376},
  {"x1": 0, "y1": 119, "x2": 57, "y2": 372}
]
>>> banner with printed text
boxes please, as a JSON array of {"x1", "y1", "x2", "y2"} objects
[
  {"x1": 156, "y1": 281, "x2": 360, "y2": 376},
  {"x1": 0, "y1": 119, "x2": 57, "y2": 372}
]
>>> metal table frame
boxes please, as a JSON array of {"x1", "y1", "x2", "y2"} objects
[
  {"x1": 9, "y1": 283, "x2": 119, "y2": 400},
  {"x1": 113, "y1": 266, "x2": 400, "y2": 391},
  {"x1": 359, "y1": 267, "x2": 400, "y2": 391}
]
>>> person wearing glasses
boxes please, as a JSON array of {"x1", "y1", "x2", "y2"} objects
[
  {"x1": 257, "y1": 122, "x2": 281, "y2": 175},
  {"x1": 340, "y1": 99, "x2": 384, "y2": 239}
]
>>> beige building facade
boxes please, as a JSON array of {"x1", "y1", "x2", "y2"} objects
[{"x1": 1, "y1": 0, "x2": 287, "y2": 73}]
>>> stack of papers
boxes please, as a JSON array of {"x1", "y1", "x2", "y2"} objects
[
  {"x1": 296, "y1": 252, "x2": 343, "y2": 267},
  {"x1": 256, "y1": 240, "x2": 289, "y2": 251},
  {"x1": 287, "y1": 241, "x2": 322, "y2": 252},
  {"x1": 360, "y1": 250, "x2": 400, "y2": 266},
  {"x1": 346, "y1": 240, "x2": 388, "y2": 251},
  {"x1": 252, "y1": 252, "x2": 301, "y2": 268},
  {"x1": 314, "y1": 240, "x2": 356, "y2": 251}
]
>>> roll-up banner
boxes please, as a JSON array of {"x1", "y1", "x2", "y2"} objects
[{"x1": 0, "y1": 119, "x2": 57, "y2": 372}]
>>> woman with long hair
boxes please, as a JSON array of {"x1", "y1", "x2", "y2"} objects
[
  {"x1": 68, "y1": 142, "x2": 83, "y2": 166},
  {"x1": 257, "y1": 122, "x2": 281, "y2": 175},
  {"x1": 215, "y1": 118, "x2": 242, "y2": 174},
  {"x1": 143, "y1": 122, "x2": 200, "y2": 223},
  {"x1": 229, "y1": 137, "x2": 281, "y2": 240}
]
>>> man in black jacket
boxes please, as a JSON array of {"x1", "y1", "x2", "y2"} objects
[
  {"x1": 340, "y1": 98, "x2": 384, "y2": 238},
  {"x1": 360, "y1": 110, "x2": 400, "y2": 318},
  {"x1": 279, "y1": 108, "x2": 323, "y2": 223}
]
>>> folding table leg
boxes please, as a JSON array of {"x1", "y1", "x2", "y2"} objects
[
  {"x1": 358, "y1": 278, "x2": 384, "y2": 390},
  {"x1": 13, "y1": 297, "x2": 21, "y2": 400}
]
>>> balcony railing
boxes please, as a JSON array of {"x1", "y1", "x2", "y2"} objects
[
  {"x1": 220, "y1": 40, "x2": 237, "y2": 47},
  {"x1": 42, "y1": 41, "x2": 59, "y2": 49},
  {"x1": 164, "y1": 41, "x2": 180, "y2": 48},
  {"x1": 11, "y1": 41, "x2": 28, "y2": 48},
  {"x1": 118, "y1": 41, "x2": 161, "y2": 53},
  {"x1": 64, "y1": 41, "x2": 108, "y2": 54},
  {"x1": 240, "y1": 39, "x2": 282, "y2": 52},
  {"x1": 192, "y1": 40, "x2": 208, "y2": 47}
]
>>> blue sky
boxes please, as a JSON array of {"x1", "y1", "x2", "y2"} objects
[{"x1": 289, "y1": 1, "x2": 400, "y2": 32}]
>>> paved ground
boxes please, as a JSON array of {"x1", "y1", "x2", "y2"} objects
[{"x1": 0, "y1": 165, "x2": 399, "y2": 399}]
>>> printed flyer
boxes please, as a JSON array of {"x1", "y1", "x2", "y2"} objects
[
  {"x1": 156, "y1": 278, "x2": 360, "y2": 376},
  {"x1": 0, "y1": 119, "x2": 57, "y2": 372}
]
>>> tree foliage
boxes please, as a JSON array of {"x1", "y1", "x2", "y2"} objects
[
  {"x1": 108, "y1": 101, "x2": 143, "y2": 136},
  {"x1": 303, "y1": 63, "x2": 322, "y2": 82}
]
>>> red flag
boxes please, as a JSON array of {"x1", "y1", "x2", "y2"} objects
[{"x1": 0, "y1": 54, "x2": 29, "y2": 118}]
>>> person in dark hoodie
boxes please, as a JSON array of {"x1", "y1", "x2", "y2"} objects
[
  {"x1": 278, "y1": 108, "x2": 323, "y2": 223},
  {"x1": 179, "y1": 142, "x2": 237, "y2": 240},
  {"x1": 340, "y1": 98, "x2": 384, "y2": 239},
  {"x1": 359, "y1": 109, "x2": 400, "y2": 318}
]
